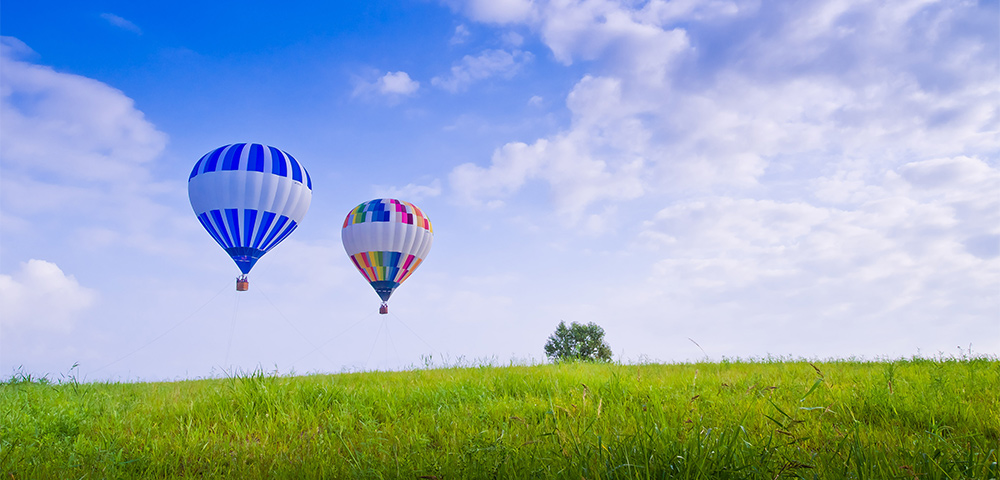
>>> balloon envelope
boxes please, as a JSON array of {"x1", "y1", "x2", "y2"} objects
[
  {"x1": 189, "y1": 143, "x2": 312, "y2": 274},
  {"x1": 342, "y1": 199, "x2": 433, "y2": 302}
]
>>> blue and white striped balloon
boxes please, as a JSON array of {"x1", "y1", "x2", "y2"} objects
[{"x1": 188, "y1": 143, "x2": 312, "y2": 274}]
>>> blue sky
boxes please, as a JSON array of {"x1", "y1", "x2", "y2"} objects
[{"x1": 2, "y1": 0, "x2": 998, "y2": 381}]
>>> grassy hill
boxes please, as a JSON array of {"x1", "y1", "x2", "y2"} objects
[{"x1": 2, "y1": 358, "x2": 997, "y2": 479}]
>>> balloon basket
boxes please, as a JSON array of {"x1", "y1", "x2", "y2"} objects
[
  {"x1": 379, "y1": 303, "x2": 389, "y2": 315},
  {"x1": 236, "y1": 276, "x2": 249, "y2": 291}
]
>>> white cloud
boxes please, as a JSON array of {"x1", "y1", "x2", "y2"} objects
[
  {"x1": 623, "y1": 155, "x2": 998, "y2": 355},
  {"x1": 451, "y1": 75, "x2": 649, "y2": 224},
  {"x1": 0, "y1": 37, "x2": 189, "y2": 261},
  {"x1": 502, "y1": 31, "x2": 524, "y2": 47},
  {"x1": 100, "y1": 13, "x2": 142, "y2": 34},
  {"x1": 451, "y1": 141, "x2": 543, "y2": 206},
  {"x1": 631, "y1": 177, "x2": 999, "y2": 355},
  {"x1": 443, "y1": 0, "x2": 999, "y2": 357},
  {"x1": 352, "y1": 70, "x2": 420, "y2": 103},
  {"x1": 451, "y1": 24, "x2": 471, "y2": 45},
  {"x1": 0, "y1": 36, "x2": 33, "y2": 59},
  {"x1": 448, "y1": 0, "x2": 536, "y2": 24},
  {"x1": 0, "y1": 259, "x2": 97, "y2": 332},
  {"x1": 373, "y1": 179, "x2": 443, "y2": 202},
  {"x1": 639, "y1": 0, "x2": 742, "y2": 23},
  {"x1": 1, "y1": 37, "x2": 167, "y2": 183},
  {"x1": 897, "y1": 156, "x2": 998, "y2": 192},
  {"x1": 377, "y1": 71, "x2": 420, "y2": 95},
  {"x1": 431, "y1": 49, "x2": 534, "y2": 93},
  {"x1": 449, "y1": 0, "x2": 998, "y2": 220},
  {"x1": 450, "y1": 131, "x2": 645, "y2": 229},
  {"x1": 539, "y1": 0, "x2": 692, "y2": 81}
]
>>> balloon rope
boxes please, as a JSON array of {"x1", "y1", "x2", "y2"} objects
[
  {"x1": 288, "y1": 311, "x2": 375, "y2": 367},
  {"x1": 364, "y1": 317, "x2": 386, "y2": 370},
  {"x1": 255, "y1": 284, "x2": 338, "y2": 366},
  {"x1": 388, "y1": 311, "x2": 438, "y2": 359},
  {"x1": 384, "y1": 317, "x2": 401, "y2": 369},
  {"x1": 88, "y1": 279, "x2": 233, "y2": 377},
  {"x1": 223, "y1": 291, "x2": 241, "y2": 372}
]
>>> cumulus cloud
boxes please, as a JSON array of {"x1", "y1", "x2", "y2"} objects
[
  {"x1": 894, "y1": 156, "x2": 1000, "y2": 257},
  {"x1": 373, "y1": 179, "x2": 443, "y2": 202},
  {"x1": 501, "y1": 31, "x2": 524, "y2": 47},
  {"x1": 377, "y1": 71, "x2": 419, "y2": 95},
  {"x1": 446, "y1": 0, "x2": 536, "y2": 24},
  {"x1": 638, "y1": 0, "x2": 742, "y2": 23},
  {"x1": 431, "y1": 49, "x2": 534, "y2": 93},
  {"x1": 444, "y1": 0, "x2": 999, "y2": 355},
  {"x1": 632, "y1": 154, "x2": 1000, "y2": 352},
  {"x1": 0, "y1": 36, "x2": 167, "y2": 183},
  {"x1": 0, "y1": 259, "x2": 97, "y2": 332},
  {"x1": 100, "y1": 13, "x2": 142, "y2": 34},
  {"x1": 897, "y1": 156, "x2": 998, "y2": 192},
  {"x1": 629, "y1": 155, "x2": 998, "y2": 349},
  {"x1": 450, "y1": 132, "x2": 645, "y2": 229},
  {"x1": 353, "y1": 70, "x2": 420, "y2": 102},
  {"x1": 540, "y1": 0, "x2": 692, "y2": 80},
  {"x1": 451, "y1": 75, "x2": 649, "y2": 225},
  {"x1": 451, "y1": 24, "x2": 471, "y2": 45},
  {"x1": 0, "y1": 36, "x2": 185, "y2": 259},
  {"x1": 448, "y1": 0, "x2": 999, "y2": 220}
]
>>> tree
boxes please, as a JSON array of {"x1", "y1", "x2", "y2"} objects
[{"x1": 544, "y1": 321, "x2": 612, "y2": 362}]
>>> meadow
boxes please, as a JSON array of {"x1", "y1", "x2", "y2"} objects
[{"x1": 2, "y1": 356, "x2": 997, "y2": 479}]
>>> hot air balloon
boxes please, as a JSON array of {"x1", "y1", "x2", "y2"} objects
[
  {"x1": 342, "y1": 199, "x2": 433, "y2": 314},
  {"x1": 188, "y1": 143, "x2": 312, "y2": 290}
]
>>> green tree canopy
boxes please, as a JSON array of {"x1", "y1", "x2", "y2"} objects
[{"x1": 544, "y1": 321, "x2": 612, "y2": 362}]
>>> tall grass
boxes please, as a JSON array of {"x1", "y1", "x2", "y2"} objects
[{"x1": 2, "y1": 357, "x2": 997, "y2": 479}]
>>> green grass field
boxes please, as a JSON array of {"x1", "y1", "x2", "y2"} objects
[{"x1": 2, "y1": 357, "x2": 997, "y2": 479}]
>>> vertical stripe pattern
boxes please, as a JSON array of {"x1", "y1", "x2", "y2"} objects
[{"x1": 189, "y1": 143, "x2": 312, "y2": 274}]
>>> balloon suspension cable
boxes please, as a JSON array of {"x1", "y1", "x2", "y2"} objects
[
  {"x1": 224, "y1": 290, "x2": 242, "y2": 370},
  {"x1": 255, "y1": 283, "x2": 339, "y2": 367},
  {"x1": 379, "y1": 302, "x2": 389, "y2": 315},
  {"x1": 387, "y1": 310, "x2": 438, "y2": 361},
  {"x1": 89, "y1": 279, "x2": 233, "y2": 377}
]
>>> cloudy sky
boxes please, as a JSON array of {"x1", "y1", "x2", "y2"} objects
[{"x1": 1, "y1": 0, "x2": 997, "y2": 382}]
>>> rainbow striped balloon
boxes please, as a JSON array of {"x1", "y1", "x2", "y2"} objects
[
  {"x1": 342, "y1": 198, "x2": 433, "y2": 303},
  {"x1": 189, "y1": 143, "x2": 312, "y2": 274}
]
